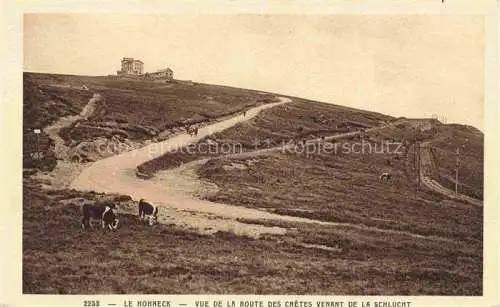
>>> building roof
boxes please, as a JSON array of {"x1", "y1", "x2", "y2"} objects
[{"x1": 154, "y1": 67, "x2": 173, "y2": 73}]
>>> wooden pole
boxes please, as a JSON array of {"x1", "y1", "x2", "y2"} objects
[
  {"x1": 455, "y1": 147, "x2": 459, "y2": 195},
  {"x1": 417, "y1": 142, "x2": 420, "y2": 192},
  {"x1": 37, "y1": 134, "x2": 41, "y2": 160},
  {"x1": 413, "y1": 128, "x2": 419, "y2": 193},
  {"x1": 33, "y1": 129, "x2": 41, "y2": 161}
]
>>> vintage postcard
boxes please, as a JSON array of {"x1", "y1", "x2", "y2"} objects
[{"x1": 0, "y1": 1, "x2": 498, "y2": 307}]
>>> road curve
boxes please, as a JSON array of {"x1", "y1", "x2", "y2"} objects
[
  {"x1": 419, "y1": 142, "x2": 482, "y2": 207},
  {"x1": 70, "y1": 97, "x2": 309, "y2": 237},
  {"x1": 71, "y1": 97, "x2": 291, "y2": 191}
]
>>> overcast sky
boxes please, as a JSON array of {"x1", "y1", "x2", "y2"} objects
[{"x1": 23, "y1": 14, "x2": 484, "y2": 130}]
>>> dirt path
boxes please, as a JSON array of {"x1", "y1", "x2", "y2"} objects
[
  {"x1": 419, "y1": 142, "x2": 482, "y2": 207},
  {"x1": 33, "y1": 93, "x2": 102, "y2": 189},
  {"x1": 43, "y1": 93, "x2": 101, "y2": 160}
]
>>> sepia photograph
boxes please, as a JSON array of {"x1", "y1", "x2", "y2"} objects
[{"x1": 19, "y1": 12, "x2": 486, "y2": 299}]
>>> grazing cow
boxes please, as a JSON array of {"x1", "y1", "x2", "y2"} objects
[
  {"x1": 379, "y1": 172, "x2": 392, "y2": 182},
  {"x1": 81, "y1": 203, "x2": 119, "y2": 230},
  {"x1": 138, "y1": 199, "x2": 159, "y2": 226}
]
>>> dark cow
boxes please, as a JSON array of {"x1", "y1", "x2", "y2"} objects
[
  {"x1": 138, "y1": 199, "x2": 158, "y2": 226},
  {"x1": 81, "y1": 203, "x2": 119, "y2": 230},
  {"x1": 379, "y1": 171, "x2": 392, "y2": 182}
]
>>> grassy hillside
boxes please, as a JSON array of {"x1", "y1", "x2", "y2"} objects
[
  {"x1": 23, "y1": 72, "x2": 483, "y2": 295},
  {"x1": 138, "y1": 95, "x2": 483, "y2": 201},
  {"x1": 198, "y1": 145, "x2": 482, "y2": 240},
  {"x1": 138, "y1": 98, "x2": 394, "y2": 174},
  {"x1": 23, "y1": 76, "x2": 92, "y2": 170},
  {"x1": 23, "y1": 72, "x2": 276, "y2": 169},
  {"x1": 25, "y1": 72, "x2": 276, "y2": 141}
]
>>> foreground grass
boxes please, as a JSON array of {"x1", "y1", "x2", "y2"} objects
[{"x1": 23, "y1": 181, "x2": 481, "y2": 295}]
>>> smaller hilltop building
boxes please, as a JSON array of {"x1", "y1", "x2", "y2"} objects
[
  {"x1": 144, "y1": 68, "x2": 174, "y2": 81},
  {"x1": 115, "y1": 57, "x2": 174, "y2": 82}
]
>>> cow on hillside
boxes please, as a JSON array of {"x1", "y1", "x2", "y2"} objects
[
  {"x1": 81, "y1": 203, "x2": 119, "y2": 230},
  {"x1": 138, "y1": 199, "x2": 159, "y2": 226},
  {"x1": 379, "y1": 171, "x2": 392, "y2": 182}
]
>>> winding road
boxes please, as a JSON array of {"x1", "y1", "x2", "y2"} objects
[
  {"x1": 65, "y1": 95, "x2": 462, "y2": 242},
  {"x1": 70, "y1": 97, "x2": 311, "y2": 237}
]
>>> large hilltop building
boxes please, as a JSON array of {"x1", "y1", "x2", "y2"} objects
[
  {"x1": 115, "y1": 57, "x2": 173, "y2": 82},
  {"x1": 117, "y1": 57, "x2": 144, "y2": 75}
]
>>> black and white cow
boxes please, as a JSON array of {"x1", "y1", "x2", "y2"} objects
[
  {"x1": 138, "y1": 199, "x2": 158, "y2": 226},
  {"x1": 81, "y1": 203, "x2": 119, "y2": 230}
]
